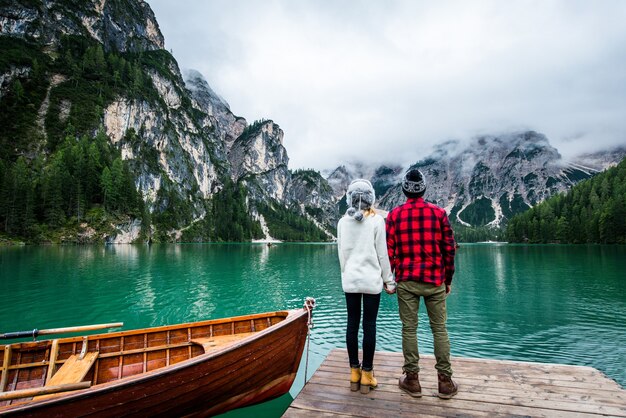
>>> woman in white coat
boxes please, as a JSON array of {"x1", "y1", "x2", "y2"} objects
[{"x1": 337, "y1": 179, "x2": 396, "y2": 394}]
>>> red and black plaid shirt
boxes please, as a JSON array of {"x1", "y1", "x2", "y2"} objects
[{"x1": 386, "y1": 197, "x2": 456, "y2": 286}]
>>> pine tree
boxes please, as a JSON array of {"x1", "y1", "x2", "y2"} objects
[
  {"x1": 110, "y1": 157, "x2": 124, "y2": 212},
  {"x1": 101, "y1": 166, "x2": 113, "y2": 211},
  {"x1": 43, "y1": 158, "x2": 66, "y2": 227},
  {"x1": 507, "y1": 158, "x2": 626, "y2": 243}
]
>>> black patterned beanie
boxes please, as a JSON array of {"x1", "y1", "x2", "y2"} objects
[{"x1": 402, "y1": 168, "x2": 426, "y2": 198}]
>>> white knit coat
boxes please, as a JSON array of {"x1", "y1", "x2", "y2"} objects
[{"x1": 337, "y1": 213, "x2": 396, "y2": 294}]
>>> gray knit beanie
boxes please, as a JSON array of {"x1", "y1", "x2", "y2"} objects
[{"x1": 345, "y1": 179, "x2": 375, "y2": 221}]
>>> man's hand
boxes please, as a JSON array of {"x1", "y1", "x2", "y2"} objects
[
  {"x1": 384, "y1": 284, "x2": 396, "y2": 295},
  {"x1": 445, "y1": 284, "x2": 452, "y2": 294}
]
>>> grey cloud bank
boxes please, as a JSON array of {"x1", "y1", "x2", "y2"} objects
[{"x1": 147, "y1": 0, "x2": 626, "y2": 170}]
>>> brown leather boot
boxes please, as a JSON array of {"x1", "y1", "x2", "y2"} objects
[
  {"x1": 437, "y1": 373, "x2": 458, "y2": 399},
  {"x1": 398, "y1": 370, "x2": 422, "y2": 397}
]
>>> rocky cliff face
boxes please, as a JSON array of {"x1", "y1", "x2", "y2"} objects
[
  {"x1": 326, "y1": 163, "x2": 403, "y2": 201},
  {"x1": 100, "y1": 60, "x2": 228, "y2": 219},
  {"x1": 228, "y1": 120, "x2": 290, "y2": 202},
  {"x1": 290, "y1": 169, "x2": 338, "y2": 232},
  {"x1": 0, "y1": 0, "x2": 164, "y2": 52},
  {"x1": 1, "y1": 0, "x2": 228, "y2": 225},
  {"x1": 184, "y1": 69, "x2": 246, "y2": 150}
]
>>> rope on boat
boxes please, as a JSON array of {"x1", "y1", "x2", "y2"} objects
[{"x1": 303, "y1": 297, "x2": 316, "y2": 382}]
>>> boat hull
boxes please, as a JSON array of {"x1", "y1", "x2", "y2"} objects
[{"x1": 0, "y1": 309, "x2": 309, "y2": 417}]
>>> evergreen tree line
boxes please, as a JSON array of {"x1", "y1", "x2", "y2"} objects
[
  {"x1": 211, "y1": 179, "x2": 263, "y2": 241},
  {"x1": 451, "y1": 223, "x2": 502, "y2": 243},
  {"x1": 506, "y1": 158, "x2": 626, "y2": 243},
  {"x1": 257, "y1": 201, "x2": 328, "y2": 242},
  {"x1": 176, "y1": 179, "x2": 264, "y2": 243},
  {"x1": 45, "y1": 35, "x2": 161, "y2": 149},
  {"x1": 0, "y1": 129, "x2": 142, "y2": 239},
  {"x1": 1, "y1": 35, "x2": 164, "y2": 161},
  {"x1": 238, "y1": 119, "x2": 269, "y2": 141}
]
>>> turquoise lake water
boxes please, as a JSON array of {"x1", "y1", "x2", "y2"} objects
[{"x1": 1, "y1": 243, "x2": 624, "y2": 416}]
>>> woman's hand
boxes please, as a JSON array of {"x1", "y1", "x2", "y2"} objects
[{"x1": 384, "y1": 284, "x2": 396, "y2": 295}]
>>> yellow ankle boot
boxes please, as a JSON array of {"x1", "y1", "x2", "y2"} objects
[
  {"x1": 350, "y1": 367, "x2": 361, "y2": 391},
  {"x1": 360, "y1": 369, "x2": 377, "y2": 394}
]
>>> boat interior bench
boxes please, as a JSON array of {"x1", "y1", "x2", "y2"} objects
[
  {"x1": 32, "y1": 351, "x2": 97, "y2": 401},
  {"x1": 46, "y1": 352, "x2": 98, "y2": 387},
  {"x1": 191, "y1": 332, "x2": 255, "y2": 352}
]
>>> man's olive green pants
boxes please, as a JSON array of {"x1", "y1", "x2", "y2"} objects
[{"x1": 397, "y1": 280, "x2": 453, "y2": 377}]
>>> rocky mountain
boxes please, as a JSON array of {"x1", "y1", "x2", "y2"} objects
[
  {"x1": 228, "y1": 120, "x2": 290, "y2": 202},
  {"x1": 0, "y1": 0, "x2": 164, "y2": 53},
  {"x1": 0, "y1": 0, "x2": 331, "y2": 243},
  {"x1": 571, "y1": 146, "x2": 626, "y2": 172},
  {"x1": 2, "y1": 1, "x2": 621, "y2": 243},
  {"x1": 385, "y1": 132, "x2": 616, "y2": 227},
  {"x1": 326, "y1": 163, "x2": 403, "y2": 218},
  {"x1": 329, "y1": 132, "x2": 625, "y2": 229},
  {"x1": 290, "y1": 169, "x2": 338, "y2": 234},
  {"x1": 183, "y1": 69, "x2": 246, "y2": 150},
  {"x1": 326, "y1": 163, "x2": 402, "y2": 200}
]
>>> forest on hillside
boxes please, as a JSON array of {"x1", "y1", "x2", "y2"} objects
[
  {"x1": 506, "y1": 158, "x2": 626, "y2": 244},
  {"x1": 0, "y1": 34, "x2": 326, "y2": 243},
  {"x1": 0, "y1": 128, "x2": 145, "y2": 241}
]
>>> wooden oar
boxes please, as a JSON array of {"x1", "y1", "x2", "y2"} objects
[
  {"x1": 0, "y1": 382, "x2": 91, "y2": 401},
  {"x1": 0, "y1": 323, "x2": 123, "y2": 340}
]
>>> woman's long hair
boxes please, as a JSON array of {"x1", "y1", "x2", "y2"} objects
[{"x1": 362, "y1": 208, "x2": 376, "y2": 218}]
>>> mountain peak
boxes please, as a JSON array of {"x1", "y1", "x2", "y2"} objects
[
  {"x1": 378, "y1": 130, "x2": 599, "y2": 227},
  {"x1": 0, "y1": 0, "x2": 164, "y2": 52}
]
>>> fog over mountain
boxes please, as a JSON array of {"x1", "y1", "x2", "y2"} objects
[{"x1": 148, "y1": 0, "x2": 626, "y2": 170}]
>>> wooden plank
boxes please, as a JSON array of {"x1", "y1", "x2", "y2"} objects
[
  {"x1": 283, "y1": 409, "x2": 358, "y2": 418},
  {"x1": 45, "y1": 340, "x2": 60, "y2": 384},
  {"x1": 291, "y1": 388, "x2": 599, "y2": 418},
  {"x1": 97, "y1": 341, "x2": 193, "y2": 359},
  {"x1": 46, "y1": 352, "x2": 98, "y2": 386},
  {"x1": 290, "y1": 395, "x2": 444, "y2": 417},
  {"x1": 0, "y1": 346, "x2": 11, "y2": 392},
  {"x1": 285, "y1": 349, "x2": 626, "y2": 418},
  {"x1": 308, "y1": 369, "x2": 626, "y2": 407},
  {"x1": 191, "y1": 332, "x2": 256, "y2": 352},
  {"x1": 305, "y1": 375, "x2": 626, "y2": 417},
  {"x1": 2, "y1": 311, "x2": 290, "y2": 353},
  {"x1": 326, "y1": 350, "x2": 609, "y2": 377},
  {"x1": 319, "y1": 360, "x2": 626, "y2": 398},
  {"x1": 319, "y1": 353, "x2": 626, "y2": 416},
  {"x1": 0, "y1": 382, "x2": 91, "y2": 402},
  {"x1": 324, "y1": 352, "x2": 622, "y2": 389}
]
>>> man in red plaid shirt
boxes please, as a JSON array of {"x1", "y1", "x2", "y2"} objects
[{"x1": 385, "y1": 168, "x2": 458, "y2": 399}]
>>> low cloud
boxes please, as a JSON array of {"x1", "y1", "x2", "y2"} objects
[{"x1": 148, "y1": 0, "x2": 626, "y2": 170}]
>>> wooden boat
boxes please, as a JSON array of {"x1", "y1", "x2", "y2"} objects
[{"x1": 0, "y1": 301, "x2": 314, "y2": 417}]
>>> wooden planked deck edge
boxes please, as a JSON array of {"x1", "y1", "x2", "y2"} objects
[{"x1": 284, "y1": 349, "x2": 626, "y2": 418}]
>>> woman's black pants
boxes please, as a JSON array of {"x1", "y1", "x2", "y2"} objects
[{"x1": 345, "y1": 292, "x2": 381, "y2": 371}]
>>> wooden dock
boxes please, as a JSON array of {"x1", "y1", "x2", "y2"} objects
[{"x1": 284, "y1": 349, "x2": 626, "y2": 417}]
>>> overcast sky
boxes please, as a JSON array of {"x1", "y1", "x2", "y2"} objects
[{"x1": 147, "y1": 0, "x2": 626, "y2": 171}]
